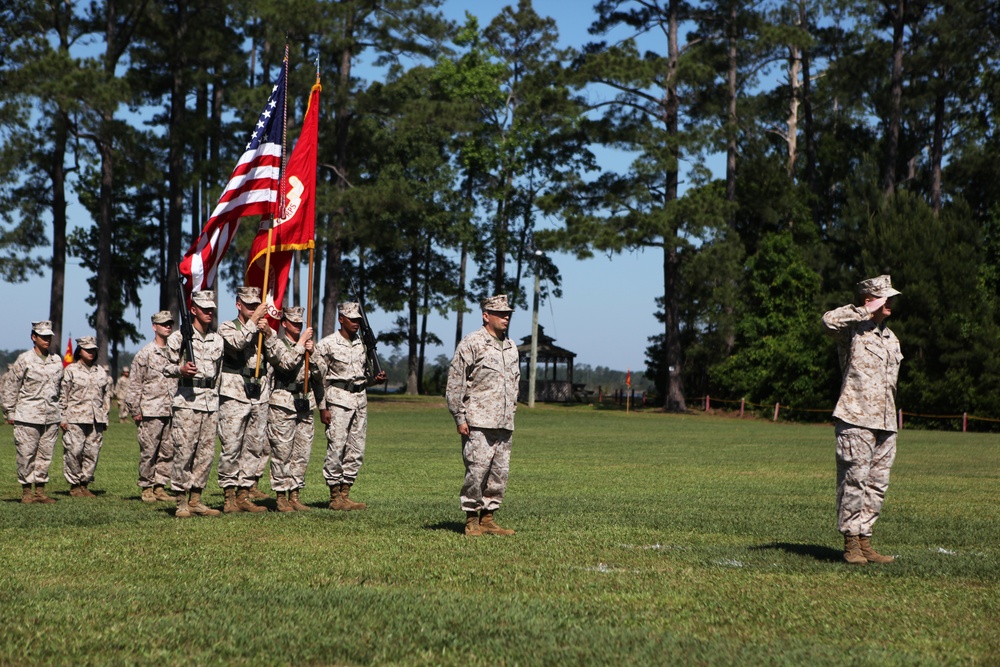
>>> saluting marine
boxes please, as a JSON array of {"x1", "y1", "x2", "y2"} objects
[{"x1": 823, "y1": 274, "x2": 903, "y2": 565}]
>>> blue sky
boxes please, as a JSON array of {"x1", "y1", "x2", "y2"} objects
[{"x1": 2, "y1": 1, "x2": 672, "y2": 374}]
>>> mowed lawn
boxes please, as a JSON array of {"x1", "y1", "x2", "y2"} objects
[{"x1": 1, "y1": 397, "x2": 998, "y2": 666}]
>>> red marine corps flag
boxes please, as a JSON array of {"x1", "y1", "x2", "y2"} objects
[
  {"x1": 63, "y1": 336, "x2": 74, "y2": 367},
  {"x1": 245, "y1": 80, "x2": 320, "y2": 326},
  {"x1": 177, "y1": 62, "x2": 288, "y2": 300}
]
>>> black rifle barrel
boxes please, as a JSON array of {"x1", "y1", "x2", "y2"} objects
[{"x1": 176, "y1": 275, "x2": 196, "y2": 365}]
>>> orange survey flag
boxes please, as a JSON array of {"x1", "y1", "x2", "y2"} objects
[{"x1": 63, "y1": 336, "x2": 73, "y2": 367}]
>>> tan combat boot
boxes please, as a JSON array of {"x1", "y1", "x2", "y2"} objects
[
  {"x1": 859, "y1": 536, "x2": 895, "y2": 564},
  {"x1": 275, "y1": 491, "x2": 294, "y2": 513},
  {"x1": 188, "y1": 489, "x2": 221, "y2": 516},
  {"x1": 20, "y1": 485, "x2": 34, "y2": 504},
  {"x1": 843, "y1": 535, "x2": 867, "y2": 565},
  {"x1": 327, "y1": 484, "x2": 351, "y2": 511},
  {"x1": 341, "y1": 483, "x2": 367, "y2": 510},
  {"x1": 69, "y1": 484, "x2": 85, "y2": 498},
  {"x1": 289, "y1": 489, "x2": 311, "y2": 512},
  {"x1": 141, "y1": 487, "x2": 157, "y2": 503},
  {"x1": 175, "y1": 493, "x2": 192, "y2": 518},
  {"x1": 34, "y1": 485, "x2": 57, "y2": 504},
  {"x1": 248, "y1": 480, "x2": 269, "y2": 500},
  {"x1": 236, "y1": 487, "x2": 267, "y2": 513},
  {"x1": 223, "y1": 487, "x2": 242, "y2": 513},
  {"x1": 79, "y1": 484, "x2": 97, "y2": 498},
  {"x1": 479, "y1": 511, "x2": 515, "y2": 536},
  {"x1": 152, "y1": 486, "x2": 176, "y2": 502},
  {"x1": 465, "y1": 511, "x2": 482, "y2": 537}
]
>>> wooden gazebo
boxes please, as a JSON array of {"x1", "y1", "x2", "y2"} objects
[{"x1": 517, "y1": 325, "x2": 577, "y2": 402}]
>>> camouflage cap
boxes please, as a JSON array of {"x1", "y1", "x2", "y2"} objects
[
  {"x1": 31, "y1": 320, "x2": 55, "y2": 336},
  {"x1": 282, "y1": 306, "x2": 305, "y2": 323},
  {"x1": 191, "y1": 290, "x2": 216, "y2": 309},
  {"x1": 339, "y1": 302, "x2": 362, "y2": 319},
  {"x1": 151, "y1": 310, "x2": 174, "y2": 324},
  {"x1": 122, "y1": 366, "x2": 130, "y2": 373},
  {"x1": 481, "y1": 294, "x2": 514, "y2": 313},
  {"x1": 857, "y1": 275, "x2": 901, "y2": 299},
  {"x1": 237, "y1": 286, "x2": 262, "y2": 305},
  {"x1": 76, "y1": 336, "x2": 98, "y2": 350}
]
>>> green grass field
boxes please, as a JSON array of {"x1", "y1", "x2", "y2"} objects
[{"x1": 1, "y1": 398, "x2": 997, "y2": 666}]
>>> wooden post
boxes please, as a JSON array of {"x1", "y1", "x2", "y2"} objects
[
  {"x1": 898, "y1": 409, "x2": 903, "y2": 431},
  {"x1": 705, "y1": 394, "x2": 710, "y2": 412},
  {"x1": 739, "y1": 398, "x2": 745, "y2": 418},
  {"x1": 963, "y1": 412, "x2": 968, "y2": 433},
  {"x1": 773, "y1": 402, "x2": 780, "y2": 422}
]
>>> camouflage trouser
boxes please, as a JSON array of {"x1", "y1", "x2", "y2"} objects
[
  {"x1": 13, "y1": 422, "x2": 59, "y2": 485},
  {"x1": 217, "y1": 398, "x2": 266, "y2": 489},
  {"x1": 322, "y1": 402, "x2": 367, "y2": 486},
  {"x1": 255, "y1": 403, "x2": 272, "y2": 480},
  {"x1": 171, "y1": 408, "x2": 218, "y2": 492},
  {"x1": 460, "y1": 427, "x2": 512, "y2": 513},
  {"x1": 62, "y1": 422, "x2": 105, "y2": 485},
  {"x1": 137, "y1": 416, "x2": 174, "y2": 488},
  {"x1": 266, "y1": 405, "x2": 313, "y2": 492},
  {"x1": 835, "y1": 420, "x2": 897, "y2": 536},
  {"x1": 118, "y1": 400, "x2": 128, "y2": 423}
]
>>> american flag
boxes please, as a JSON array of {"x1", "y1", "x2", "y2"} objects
[{"x1": 179, "y1": 65, "x2": 287, "y2": 298}]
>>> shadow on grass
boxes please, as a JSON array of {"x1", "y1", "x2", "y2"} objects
[
  {"x1": 424, "y1": 520, "x2": 465, "y2": 535},
  {"x1": 751, "y1": 542, "x2": 842, "y2": 563}
]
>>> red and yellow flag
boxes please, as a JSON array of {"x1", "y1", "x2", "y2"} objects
[
  {"x1": 245, "y1": 82, "x2": 320, "y2": 327},
  {"x1": 62, "y1": 336, "x2": 73, "y2": 367},
  {"x1": 626, "y1": 369, "x2": 631, "y2": 388}
]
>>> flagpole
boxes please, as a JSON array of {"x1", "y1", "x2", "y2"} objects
[
  {"x1": 255, "y1": 46, "x2": 290, "y2": 378},
  {"x1": 302, "y1": 58, "x2": 320, "y2": 397}
]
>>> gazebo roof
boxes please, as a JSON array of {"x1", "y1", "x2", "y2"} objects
[{"x1": 516, "y1": 325, "x2": 576, "y2": 361}]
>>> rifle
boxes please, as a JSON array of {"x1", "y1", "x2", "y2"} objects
[
  {"x1": 176, "y1": 274, "x2": 196, "y2": 365},
  {"x1": 350, "y1": 279, "x2": 384, "y2": 384}
]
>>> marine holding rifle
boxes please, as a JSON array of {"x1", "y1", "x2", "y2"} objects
[
  {"x1": 313, "y1": 301, "x2": 387, "y2": 511},
  {"x1": 216, "y1": 286, "x2": 273, "y2": 514},
  {"x1": 157, "y1": 289, "x2": 225, "y2": 518}
]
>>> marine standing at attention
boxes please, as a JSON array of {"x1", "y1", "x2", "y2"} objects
[
  {"x1": 446, "y1": 294, "x2": 520, "y2": 537},
  {"x1": 2, "y1": 320, "x2": 63, "y2": 504},
  {"x1": 159, "y1": 289, "x2": 225, "y2": 518},
  {"x1": 59, "y1": 336, "x2": 112, "y2": 497},
  {"x1": 313, "y1": 302, "x2": 386, "y2": 511},
  {"x1": 823, "y1": 274, "x2": 903, "y2": 565},
  {"x1": 115, "y1": 366, "x2": 131, "y2": 422},
  {"x1": 125, "y1": 310, "x2": 179, "y2": 503}
]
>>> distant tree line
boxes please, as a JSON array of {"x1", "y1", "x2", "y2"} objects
[{"x1": 2, "y1": 0, "x2": 999, "y2": 416}]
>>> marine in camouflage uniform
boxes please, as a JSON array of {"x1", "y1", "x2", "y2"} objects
[
  {"x1": 125, "y1": 310, "x2": 178, "y2": 503},
  {"x1": 115, "y1": 367, "x2": 131, "y2": 422},
  {"x1": 216, "y1": 286, "x2": 273, "y2": 514},
  {"x1": 313, "y1": 302, "x2": 386, "y2": 511},
  {"x1": 822, "y1": 274, "x2": 903, "y2": 565},
  {"x1": 1, "y1": 320, "x2": 63, "y2": 504},
  {"x1": 59, "y1": 336, "x2": 112, "y2": 497},
  {"x1": 265, "y1": 306, "x2": 324, "y2": 512},
  {"x1": 446, "y1": 294, "x2": 520, "y2": 537},
  {"x1": 158, "y1": 289, "x2": 224, "y2": 518}
]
